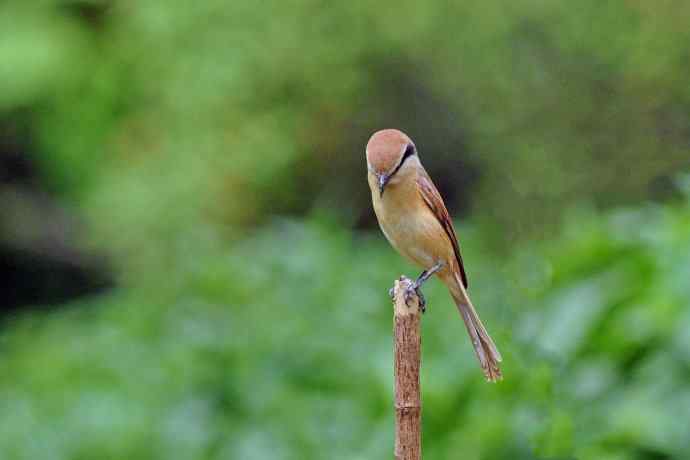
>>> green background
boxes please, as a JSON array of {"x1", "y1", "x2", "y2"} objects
[{"x1": 1, "y1": 1, "x2": 689, "y2": 459}]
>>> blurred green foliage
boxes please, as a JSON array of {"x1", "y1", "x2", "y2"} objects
[
  {"x1": 2, "y1": 1, "x2": 690, "y2": 459},
  {"x1": 3, "y1": 0, "x2": 690, "y2": 246},
  {"x1": 2, "y1": 193, "x2": 690, "y2": 459}
]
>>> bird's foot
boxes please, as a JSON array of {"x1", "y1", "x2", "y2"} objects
[
  {"x1": 404, "y1": 281, "x2": 427, "y2": 313},
  {"x1": 402, "y1": 261, "x2": 445, "y2": 313}
]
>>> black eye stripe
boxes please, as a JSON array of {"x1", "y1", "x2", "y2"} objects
[
  {"x1": 389, "y1": 144, "x2": 416, "y2": 178},
  {"x1": 402, "y1": 143, "x2": 415, "y2": 161}
]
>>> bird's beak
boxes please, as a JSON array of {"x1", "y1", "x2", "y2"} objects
[{"x1": 378, "y1": 173, "x2": 389, "y2": 196}]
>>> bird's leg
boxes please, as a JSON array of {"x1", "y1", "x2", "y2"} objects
[
  {"x1": 404, "y1": 261, "x2": 445, "y2": 313},
  {"x1": 416, "y1": 261, "x2": 445, "y2": 287}
]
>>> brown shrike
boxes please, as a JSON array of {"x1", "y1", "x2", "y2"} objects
[{"x1": 366, "y1": 129, "x2": 502, "y2": 381}]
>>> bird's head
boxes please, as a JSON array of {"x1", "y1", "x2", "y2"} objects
[{"x1": 366, "y1": 129, "x2": 418, "y2": 196}]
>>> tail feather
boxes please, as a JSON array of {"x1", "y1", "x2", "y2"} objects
[{"x1": 447, "y1": 273, "x2": 502, "y2": 382}]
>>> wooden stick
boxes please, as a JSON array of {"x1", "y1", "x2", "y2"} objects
[{"x1": 392, "y1": 276, "x2": 422, "y2": 460}]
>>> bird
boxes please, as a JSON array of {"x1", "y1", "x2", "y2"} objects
[{"x1": 366, "y1": 128, "x2": 502, "y2": 381}]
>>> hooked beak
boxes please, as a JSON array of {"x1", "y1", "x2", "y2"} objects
[{"x1": 378, "y1": 173, "x2": 390, "y2": 196}]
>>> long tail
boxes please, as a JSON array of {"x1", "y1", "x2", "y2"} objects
[{"x1": 444, "y1": 272, "x2": 502, "y2": 382}]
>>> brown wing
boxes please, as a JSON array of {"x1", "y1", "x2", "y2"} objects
[{"x1": 417, "y1": 172, "x2": 469, "y2": 288}]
